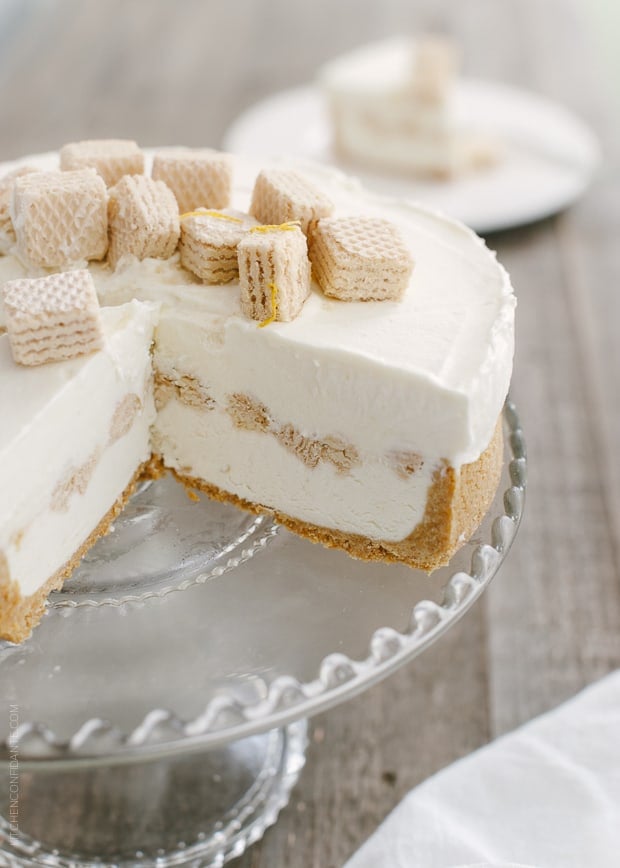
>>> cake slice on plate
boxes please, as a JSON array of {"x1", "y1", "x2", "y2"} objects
[{"x1": 320, "y1": 36, "x2": 500, "y2": 178}]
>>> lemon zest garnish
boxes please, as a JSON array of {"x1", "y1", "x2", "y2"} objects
[
  {"x1": 180, "y1": 209, "x2": 243, "y2": 223},
  {"x1": 250, "y1": 221, "x2": 301, "y2": 234},
  {"x1": 258, "y1": 282, "x2": 278, "y2": 328}
]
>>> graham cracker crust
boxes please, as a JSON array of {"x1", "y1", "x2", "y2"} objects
[
  {"x1": 0, "y1": 461, "x2": 152, "y2": 644},
  {"x1": 162, "y1": 417, "x2": 504, "y2": 574}
]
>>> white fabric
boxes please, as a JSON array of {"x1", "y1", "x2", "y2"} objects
[{"x1": 345, "y1": 670, "x2": 620, "y2": 868}]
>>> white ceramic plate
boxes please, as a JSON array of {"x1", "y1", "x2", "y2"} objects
[{"x1": 223, "y1": 81, "x2": 600, "y2": 234}]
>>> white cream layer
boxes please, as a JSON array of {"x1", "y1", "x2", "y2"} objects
[
  {"x1": 0, "y1": 151, "x2": 514, "y2": 548},
  {"x1": 154, "y1": 392, "x2": 438, "y2": 541},
  {"x1": 0, "y1": 302, "x2": 157, "y2": 597}
]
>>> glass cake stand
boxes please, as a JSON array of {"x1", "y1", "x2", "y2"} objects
[{"x1": 0, "y1": 402, "x2": 525, "y2": 868}]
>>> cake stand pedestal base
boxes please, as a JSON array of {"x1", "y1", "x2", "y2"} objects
[{"x1": 0, "y1": 720, "x2": 308, "y2": 868}]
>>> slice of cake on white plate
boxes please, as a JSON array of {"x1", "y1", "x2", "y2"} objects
[
  {"x1": 320, "y1": 36, "x2": 501, "y2": 178},
  {"x1": 0, "y1": 142, "x2": 515, "y2": 643}
]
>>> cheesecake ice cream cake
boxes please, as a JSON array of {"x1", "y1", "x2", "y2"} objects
[{"x1": 0, "y1": 142, "x2": 515, "y2": 643}]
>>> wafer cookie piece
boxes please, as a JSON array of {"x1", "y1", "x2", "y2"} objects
[
  {"x1": 152, "y1": 148, "x2": 232, "y2": 213},
  {"x1": 238, "y1": 224, "x2": 311, "y2": 324},
  {"x1": 107, "y1": 174, "x2": 180, "y2": 269},
  {"x1": 60, "y1": 139, "x2": 144, "y2": 187},
  {"x1": 0, "y1": 165, "x2": 36, "y2": 254},
  {"x1": 411, "y1": 35, "x2": 458, "y2": 103},
  {"x1": 310, "y1": 216, "x2": 413, "y2": 302},
  {"x1": 11, "y1": 169, "x2": 108, "y2": 268},
  {"x1": 3, "y1": 270, "x2": 103, "y2": 366},
  {"x1": 249, "y1": 169, "x2": 334, "y2": 235},
  {"x1": 180, "y1": 209, "x2": 259, "y2": 284}
]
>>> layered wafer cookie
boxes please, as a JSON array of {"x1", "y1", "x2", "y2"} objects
[
  {"x1": 411, "y1": 35, "x2": 458, "y2": 102},
  {"x1": 0, "y1": 165, "x2": 36, "y2": 254},
  {"x1": 179, "y1": 209, "x2": 259, "y2": 284},
  {"x1": 152, "y1": 148, "x2": 232, "y2": 213},
  {"x1": 3, "y1": 270, "x2": 103, "y2": 366},
  {"x1": 11, "y1": 169, "x2": 108, "y2": 268},
  {"x1": 310, "y1": 216, "x2": 413, "y2": 301},
  {"x1": 250, "y1": 169, "x2": 334, "y2": 235},
  {"x1": 107, "y1": 175, "x2": 180, "y2": 269},
  {"x1": 60, "y1": 139, "x2": 145, "y2": 187},
  {"x1": 238, "y1": 224, "x2": 311, "y2": 324}
]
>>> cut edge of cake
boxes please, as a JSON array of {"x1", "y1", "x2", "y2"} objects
[
  {"x1": 161, "y1": 417, "x2": 503, "y2": 575},
  {"x1": 0, "y1": 461, "x2": 150, "y2": 644}
]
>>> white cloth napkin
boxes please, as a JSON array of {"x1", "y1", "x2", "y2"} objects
[{"x1": 344, "y1": 670, "x2": 620, "y2": 868}]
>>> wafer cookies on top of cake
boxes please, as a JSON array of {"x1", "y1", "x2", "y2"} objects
[{"x1": 0, "y1": 143, "x2": 516, "y2": 647}]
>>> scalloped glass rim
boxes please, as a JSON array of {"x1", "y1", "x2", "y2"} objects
[{"x1": 1, "y1": 400, "x2": 525, "y2": 768}]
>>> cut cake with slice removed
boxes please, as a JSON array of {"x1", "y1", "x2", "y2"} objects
[{"x1": 0, "y1": 147, "x2": 516, "y2": 644}]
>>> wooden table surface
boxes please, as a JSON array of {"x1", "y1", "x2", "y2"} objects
[{"x1": 2, "y1": 0, "x2": 620, "y2": 865}]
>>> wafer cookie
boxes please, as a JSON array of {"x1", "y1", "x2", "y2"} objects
[
  {"x1": 250, "y1": 169, "x2": 334, "y2": 235},
  {"x1": 107, "y1": 174, "x2": 180, "y2": 269},
  {"x1": 180, "y1": 209, "x2": 258, "y2": 283},
  {"x1": 152, "y1": 148, "x2": 232, "y2": 214},
  {"x1": 11, "y1": 169, "x2": 108, "y2": 268},
  {"x1": 310, "y1": 216, "x2": 413, "y2": 301},
  {"x1": 238, "y1": 223, "x2": 311, "y2": 324},
  {"x1": 3, "y1": 270, "x2": 103, "y2": 366},
  {"x1": 411, "y1": 35, "x2": 458, "y2": 102},
  {"x1": 60, "y1": 139, "x2": 144, "y2": 187},
  {"x1": 0, "y1": 165, "x2": 36, "y2": 254}
]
